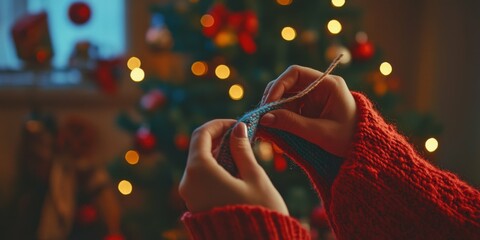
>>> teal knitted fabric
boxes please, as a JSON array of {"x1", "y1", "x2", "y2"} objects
[
  {"x1": 217, "y1": 56, "x2": 344, "y2": 184},
  {"x1": 216, "y1": 103, "x2": 344, "y2": 184}
]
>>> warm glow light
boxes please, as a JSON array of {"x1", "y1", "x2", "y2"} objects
[
  {"x1": 125, "y1": 150, "x2": 140, "y2": 165},
  {"x1": 191, "y1": 61, "x2": 208, "y2": 76},
  {"x1": 215, "y1": 64, "x2": 231, "y2": 79},
  {"x1": 200, "y1": 14, "x2": 215, "y2": 27},
  {"x1": 127, "y1": 57, "x2": 141, "y2": 70},
  {"x1": 380, "y1": 62, "x2": 393, "y2": 76},
  {"x1": 130, "y1": 68, "x2": 145, "y2": 82},
  {"x1": 214, "y1": 30, "x2": 236, "y2": 47},
  {"x1": 281, "y1": 27, "x2": 296, "y2": 41},
  {"x1": 331, "y1": 0, "x2": 345, "y2": 7},
  {"x1": 229, "y1": 84, "x2": 244, "y2": 100},
  {"x1": 118, "y1": 180, "x2": 133, "y2": 195},
  {"x1": 257, "y1": 141, "x2": 274, "y2": 161},
  {"x1": 425, "y1": 138, "x2": 439, "y2": 152},
  {"x1": 26, "y1": 120, "x2": 42, "y2": 133},
  {"x1": 327, "y1": 19, "x2": 342, "y2": 34},
  {"x1": 276, "y1": 0, "x2": 293, "y2": 6}
]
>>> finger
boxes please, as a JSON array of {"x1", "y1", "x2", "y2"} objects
[
  {"x1": 259, "y1": 109, "x2": 336, "y2": 149},
  {"x1": 187, "y1": 119, "x2": 236, "y2": 167},
  {"x1": 229, "y1": 122, "x2": 265, "y2": 181},
  {"x1": 264, "y1": 65, "x2": 323, "y2": 104}
]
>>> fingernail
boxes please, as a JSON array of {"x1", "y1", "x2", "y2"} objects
[
  {"x1": 233, "y1": 122, "x2": 248, "y2": 138},
  {"x1": 260, "y1": 113, "x2": 275, "y2": 126}
]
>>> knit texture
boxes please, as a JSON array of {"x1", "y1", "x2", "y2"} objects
[
  {"x1": 182, "y1": 92, "x2": 480, "y2": 240},
  {"x1": 182, "y1": 205, "x2": 310, "y2": 240}
]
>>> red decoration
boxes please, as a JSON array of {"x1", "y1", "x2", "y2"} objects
[
  {"x1": 93, "y1": 58, "x2": 122, "y2": 94},
  {"x1": 141, "y1": 89, "x2": 167, "y2": 111},
  {"x1": 57, "y1": 116, "x2": 97, "y2": 158},
  {"x1": 310, "y1": 205, "x2": 329, "y2": 229},
  {"x1": 11, "y1": 12, "x2": 53, "y2": 67},
  {"x1": 351, "y1": 41, "x2": 375, "y2": 61},
  {"x1": 104, "y1": 234, "x2": 125, "y2": 240},
  {"x1": 202, "y1": 3, "x2": 258, "y2": 54},
  {"x1": 136, "y1": 127, "x2": 156, "y2": 152},
  {"x1": 174, "y1": 133, "x2": 190, "y2": 151},
  {"x1": 273, "y1": 152, "x2": 287, "y2": 172},
  {"x1": 77, "y1": 204, "x2": 97, "y2": 225},
  {"x1": 69, "y1": 2, "x2": 92, "y2": 25}
]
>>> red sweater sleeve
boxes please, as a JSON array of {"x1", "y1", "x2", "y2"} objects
[
  {"x1": 181, "y1": 205, "x2": 310, "y2": 240},
  {"x1": 326, "y1": 92, "x2": 480, "y2": 239}
]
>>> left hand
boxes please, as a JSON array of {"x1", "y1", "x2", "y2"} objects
[{"x1": 179, "y1": 119, "x2": 288, "y2": 215}]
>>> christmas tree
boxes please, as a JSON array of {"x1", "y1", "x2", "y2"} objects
[{"x1": 110, "y1": 0, "x2": 440, "y2": 239}]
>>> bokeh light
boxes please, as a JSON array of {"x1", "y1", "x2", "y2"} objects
[
  {"x1": 130, "y1": 67, "x2": 145, "y2": 82},
  {"x1": 127, "y1": 56, "x2": 141, "y2": 70},
  {"x1": 425, "y1": 138, "x2": 439, "y2": 152},
  {"x1": 277, "y1": 0, "x2": 293, "y2": 6},
  {"x1": 331, "y1": 0, "x2": 345, "y2": 7},
  {"x1": 281, "y1": 27, "x2": 296, "y2": 41},
  {"x1": 327, "y1": 19, "x2": 342, "y2": 34},
  {"x1": 125, "y1": 150, "x2": 140, "y2": 165},
  {"x1": 229, "y1": 84, "x2": 244, "y2": 100},
  {"x1": 191, "y1": 61, "x2": 208, "y2": 76},
  {"x1": 215, "y1": 64, "x2": 231, "y2": 79},
  {"x1": 118, "y1": 180, "x2": 133, "y2": 195},
  {"x1": 200, "y1": 14, "x2": 214, "y2": 27},
  {"x1": 380, "y1": 62, "x2": 393, "y2": 76}
]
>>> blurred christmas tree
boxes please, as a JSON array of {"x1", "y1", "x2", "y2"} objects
[{"x1": 109, "y1": 0, "x2": 441, "y2": 239}]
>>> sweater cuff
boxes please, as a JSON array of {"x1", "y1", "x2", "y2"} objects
[{"x1": 181, "y1": 205, "x2": 310, "y2": 240}]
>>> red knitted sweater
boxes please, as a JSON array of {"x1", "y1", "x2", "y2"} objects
[{"x1": 181, "y1": 92, "x2": 480, "y2": 239}]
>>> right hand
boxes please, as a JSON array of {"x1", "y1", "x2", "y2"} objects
[{"x1": 260, "y1": 65, "x2": 357, "y2": 157}]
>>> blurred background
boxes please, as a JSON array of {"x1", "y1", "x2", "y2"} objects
[{"x1": 0, "y1": 0, "x2": 479, "y2": 239}]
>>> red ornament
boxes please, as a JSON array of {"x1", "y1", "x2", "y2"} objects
[
  {"x1": 174, "y1": 133, "x2": 190, "y2": 151},
  {"x1": 310, "y1": 205, "x2": 329, "y2": 229},
  {"x1": 69, "y1": 2, "x2": 92, "y2": 25},
  {"x1": 136, "y1": 127, "x2": 156, "y2": 152},
  {"x1": 141, "y1": 89, "x2": 167, "y2": 111},
  {"x1": 273, "y1": 152, "x2": 287, "y2": 172},
  {"x1": 351, "y1": 41, "x2": 375, "y2": 61},
  {"x1": 202, "y1": 3, "x2": 258, "y2": 54},
  {"x1": 77, "y1": 204, "x2": 97, "y2": 225}
]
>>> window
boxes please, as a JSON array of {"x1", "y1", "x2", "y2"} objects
[{"x1": 0, "y1": 0, "x2": 125, "y2": 86}]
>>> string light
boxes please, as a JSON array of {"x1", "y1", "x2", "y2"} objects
[
  {"x1": 215, "y1": 64, "x2": 231, "y2": 79},
  {"x1": 191, "y1": 61, "x2": 208, "y2": 76},
  {"x1": 118, "y1": 180, "x2": 133, "y2": 195},
  {"x1": 130, "y1": 67, "x2": 145, "y2": 82},
  {"x1": 229, "y1": 84, "x2": 244, "y2": 100},
  {"x1": 276, "y1": 0, "x2": 293, "y2": 6},
  {"x1": 281, "y1": 27, "x2": 296, "y2": 41},
  {"x1": 125, "y1": 150, "x2": 140, "y2": 165},
  {"x1": 379, "y1": 62, "x2": 393, "y2": 76},
  {"x1": 200, "y1": 14, "x2": 214, "y2": 27},
  {"x1": 331, "y1": 0, "x2": 345, "y2": 7},
  {"x1": 127, "y1": 56, "x2": 141, "y2": 70},
  {"x1": 327, "y1": 19, "x2": 342, "y2": 34},
  {"x1": 425, "y1": 138, "x2": 439, "y2": 152}
]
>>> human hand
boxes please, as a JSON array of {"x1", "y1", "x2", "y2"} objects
[
  {"x1": 260, "y1": 65, "x2": 357, "y2": 157},
  {"x1": 179, "y1": 119, "x2": 288, "y2": 215}
]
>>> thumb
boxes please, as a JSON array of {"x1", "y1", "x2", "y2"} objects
[
  {"x1": 259, "y1": 109, "x2": 335, "y2": 146},
  {"x1": 229, "y1": 122, "x2": 264, "y2": 181}
]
